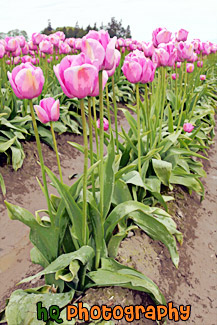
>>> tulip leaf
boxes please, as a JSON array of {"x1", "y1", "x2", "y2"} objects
[{"x1": 152, "y1": 159, "x2": 172, "y2": 186}]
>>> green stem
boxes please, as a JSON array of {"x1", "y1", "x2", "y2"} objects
[
  {"x1": 92, "y1": 97, "x2": 99, "y2": 159},
  {"x1": 177, "y1": 61, "x2": 187, "y2": 130},
  {"x1": 29, "y1": 99, "x2": 53, "y2": 224},
  {"x1": 99, "y1": 70, "x2": 104, "y2": 218},
  {"x1": 111, "y1": 75, "x2": 119, "y2": 154},
  {"x1": 50, "y1": 121, "x2": 63, "y2": 183},
  {"x1": 80, "y1": 98, "x2": 88, "y2": 245},
  {"x1": 88, "y1": 97, "x2": 95, "y2": 199},
  {"x1": 145, "y1": 83, "x2": 150, "y2": 151},
  {"x1": 158, "y1": 67, "x2": 166, "y2": 145},
  {"x1": 136, "y1": 83, "x2": 141, "y2": 175},
  {"x1": 175, "y1": 63, "x2": 178, "y2": 113},
  {"x1": 105, "y1": 84, "x2": 112, "y2": 135}
]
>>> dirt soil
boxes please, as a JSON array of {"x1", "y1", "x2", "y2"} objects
[{"x1": 0, "y1": 112, "x2": 216, "y2": 324}]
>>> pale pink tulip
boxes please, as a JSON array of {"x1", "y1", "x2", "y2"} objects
[
  {"x1": 176, "y1": 29, "x2": 189, "y2": 42},
  {"x1": 152, "y1": 27, "x2": 172, "y2": 47},
  {"x1": 34, "y1": 98, "x2": 60, "y2": 124}
]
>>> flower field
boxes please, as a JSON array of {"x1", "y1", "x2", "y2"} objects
[{"x1": 0, "y1": 27, "x2": 216, "y2": 324}]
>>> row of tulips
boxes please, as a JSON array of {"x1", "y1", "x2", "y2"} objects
[{"x1": 1, "y1": 27, "x2": 217, "y2": 324}]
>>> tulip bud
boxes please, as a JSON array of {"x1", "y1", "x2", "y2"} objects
[
  {"x1": 97, "y1": 117, "x2": 109, "y2": 131},
  {"x1": 183, "y1": 123, "x2": 194, "y2": 133}
]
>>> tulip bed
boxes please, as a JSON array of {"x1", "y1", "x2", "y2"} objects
[{"x1": 0, "y1": 28, "x2": 217, "y2": 324}]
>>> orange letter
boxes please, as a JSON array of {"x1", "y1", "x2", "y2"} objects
[
  {"x1": 78, "y1": 302, "x2": 89, "y2": 322},
  {"x1": 135, "y1": 306, "x2": 145, "y2": 320},
  {"x1": 101, "y1": 305, "x2": 112, "y2": 321},
  {"x1": 145, "y1": 305, "x2": 156, "y2": 320},
  {"x1": 124, "y1": 306, "x2": 134, "y2": 322},
  {"x1": 168, "y1": 302, "x2": 179, "y2": 322},
  {"x1": 156, "y1": 305, "x2": 167, "y2": 321},
  {"x1": 113, "y1": 305, "x2": 124, "y2": 320},
  {"x1": 66, "y1": 305, "x2": 78, "y2": 321},
  {"x1": 90, "y1": 305, "x2": 101, "y2": 320},
  {"x1": 180, "y1": 305, "x2": 191, "y2": 321}
]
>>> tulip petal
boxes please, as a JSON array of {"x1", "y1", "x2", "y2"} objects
[
  {"x1": 51, "y1": 100, "x2": 60, "y2": 121},
  {"x1": 34, "y1": 105, "x2": 50, "y2": 124},
  {"x1": 53, "y1": 64, "x2": 74, "y2": 98}
]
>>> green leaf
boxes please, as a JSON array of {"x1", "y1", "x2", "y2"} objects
[
  {"x1": 112, "y1": 179, "x2": 132, "y2": 205},
  {"x1": 87, "y1": 258, "x2": 166, "y2": 305},
  {"x1": 0, "y1": 173, "x2": 6, "y2": 196},
  {"x1": 19, "y1": 246, "x2": 94, "y2": 284},
  {"x1": 0, "y1": 136, "x2": 16, "y2": 152},
  {"x1": 5, "y1": 289, "x2": 74, "y2": 325},
  {"x1": 122, "y1": 171, "x2": 145, "y2": 188},
  {"x1": 11, "y1": 146, "x2": 25, "y2": 171},
  {"x1": 152, "y1": 159, "x2": 172, "y2": 186}
]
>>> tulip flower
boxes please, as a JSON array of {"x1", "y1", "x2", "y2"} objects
[
  {"x1": 97, "y1": 117, "x2": 109, "y2": 131},
  {"x1": 90, "y1": 71, "x2": 108, "y2": 97},
  {"x1": 172, "y1": 73, "x2": 179, "y2": 80},
  {"x1": 177, "y1": 62, "x2": 181, "y2": 68},
  {"x1": 177, "y1": 41, "x2": 194, "y2": 61},
  {"x1": 34, "y1": 98, "x2": 60, "y2": 124},
  {"x1": 176, "y1": 29, "x2": 189, "y2": 42},
  {"x1": 152, "y1": 46, "x2": 177, "y2": 67},
  {"x1": 107, "y1": 49, "x2": 121, "y2": 77},
  {"x1": 32, "y1": 33, "x2": 45, "y2": 45},
  {"x1": 8, "y1": 63, "x2": 44, "y2": 99},
  {"x1": 197, "y1": 61, "x2": 203, "y2": 68},
  {"x1": 16, "y1": 36, "x2": 26, "y2": 48},
  {"x1": 183, "y1": 123, "x2": 194, "y2": 133},
  {"x1": 0, "y1": 43, "x2": 5, "y2": 58},
  {"x1": 82, "y1": 30, "x2": 117, "y2": 71},
  {"x1": 49, "y1": 34, "x2": 60, "y2": 47},
  {"x1": 55, "y1": 31, "x2": 65, "y2": 41},
  {"x1": 200, "y1": 75, "x2": 206, "y2": 81},
  {"x1": 59, "y1": 42, "x2": 71, "y2": 55},
  {"x1": 186, "y1": 63, "x2": 194, "y2": 73},
  {"x1": 54, "y1": 53, "x2": 99, "y2": 98},
  {"x1": 22, "y1": 43, "x2": 29, "y2": 55},
  {"x1": 5, "y1": 37, "x2": 19, "y2": 52},
  {"x1": 152, "y1": 27, "x2": 172, "y2": 47},
  {"x1": 142, "y1": 42, "x2": 155, "y2": 57},
  {"x1": 122, "y1": 49, "x2": 156, "y2": 84},
  {"x1": 39, "y1": 40, "x2": 53, "y2": 54}
]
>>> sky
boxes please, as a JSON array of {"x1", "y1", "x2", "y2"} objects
[{"x1": 0, "y1": 0, "x2": 217, "y2": 42}]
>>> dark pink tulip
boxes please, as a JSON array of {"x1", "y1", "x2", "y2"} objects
[
  {"x1": 152, "y1": 27, "x2": 172, "y2": 47},
  {"x1": 0, "y1": 43, "x2": 5, "y2": 58},
  {"x1": 175, "y1": 29, "x2": 189, "y2": 42},
  {"x1": 142, "y1": 42, "x2": 155, "y2": 57},
  {"x1": 197, "y1": 60, "x2": 203, "y2": 68},
  {"x1": 5, "y1": 37, "x2": 19, "y2": 52},
  {"x1": 34, "y1": 98, "x2": 60, "y2": 124},
  {"x1": 97, "y1": 117, "x2": 109, "y2": 131},
  {"x1": 177, "y1": 41, "x2": 194, "y2": 61},
  {"x1": 186, "y1": 63, "x2": 194, "y2": 73},
  {"x1": 122, "y1": 49, "x2": 156, "y2": 84},
  {"x1": 8, "y1": 63, "x2": 44, "y2": 99},
  {"x1": 183, "y1": 123, "x2": 194, "y2": 133},
  {"x1": 177, "y1": 62, "x2": 181, "y2": 68},
  {"x1": 39, "y1": 40, "x2": 53, "y2": 54},
  {"x1": 54, "y1": 53, "x2": 99, "y2": 99},
  {"x1": 82, "y1": 30, "x2": 117, "y2": 71},
  {"x1": 172, "y1": 73, "x2": 179, "y2": 80},
  {"x1": 31, "y1": 57, "x2": 38, "y2": 65},
  {"x1": 200, "y1": 75, "x2": 206, "y2": 81}
]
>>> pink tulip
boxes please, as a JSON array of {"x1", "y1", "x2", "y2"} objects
[
  {"x1": 49, "y1": 34, "x2": 60, "y2": 47},
  {"x1": 59, "y1": 42, "x2": 71, "y2": 54},
  {"x1": 186, "y1": 63, "x2": 194, "y2": 73},
  {"x1": 55, "y1": 31, "x2": 65, "y2": 41},
  {"x1": 0, "y1": 44, "x2": 5, "y2": 58},
  {"x1": 82, "y1": 30, "x2": 117, "y2": 71},
  {"x1": 189, "y1": 52, "x2": 198, "y2": 63},
  {"x1": 97, "y1": 117, "x2": 109, "y2": 131},
  {"x1": 153, "y1": 45, "x2": 177, "y2": 67},
  {"x1": 122, "y1": 49, "x2": 156, "y2": 84},
  {"x1": 152, "y1": 27, "x2": 172, "y2": 47},
  {"x1": 200, "y1": 75, "x2": 206, "y2": 81},
  {"x1": 177, "y1": 41, "x2": 194, "y2": 61},
  {"x1": 8, "y1": 63, "x2": 44, "y2": 99},
  {"x1": 13, "y1": 56, "x2": 21, "y2": 65},
  {"x1": 16, "y1": 36, "x2": 26, "y2": 48},
  {"x1": 39, "y1": 40, "x2": 53, "y2": 54},
  {"x1": 177, "y1": 62, "x2": 181, "y2": 68},
  {"x1": 172, "y1": 73, "x2": 179, "y2": 80},
  {"x1": 11, "y1": 46, "x2": 21, "y2": 57},
  {"x1": 28, "y1": 40, "x2": 37, "y2": 51},
  {"x1": 22, "y1": 43, "x2": 29, "y2": 55},
  {"x1": 32, "y1": 33, "x2": 45, "y2": 45},
  {"x1": 5, "y1": 37, "x2": 19, "y2": 52},
  {"x1": 34, "y1": 98, "x2": 60, "y2": 124},
  {"x1": 176, "y1": 29, "x2": 189, "y2": 42},
  {"x1": 197, "y1": 61, "x2": 203, "y2": 68},
  {"x1": 107, "y1": 50, "x2": 121, "y2": 77},
  {"x1": 21, "y1": 55, "x2": 32, "y2": 63},
  {"x1": 142, "y1": 42, "x2": 155, "y2": 57},
  {"x1": 90, "y1": 71, "x2": 108, "y2": 97},
  {"x1": 183, "y1": 123, "x2": 194, "y2": 133},
  {"x1": 66, "y1": 38, "x2": 75, "y2": 48},
  {"x1": 54, "y1": 53, "x2": 99, "y2": 99}
]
